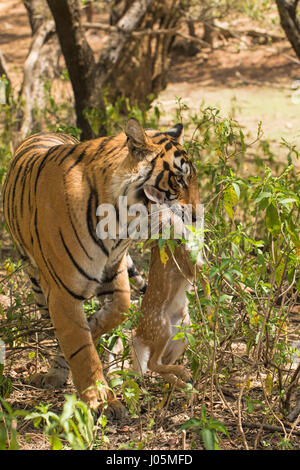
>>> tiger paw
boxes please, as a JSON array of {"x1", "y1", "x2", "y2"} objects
[
  {"x1": 92, "y1": 398, "x2": 128, "y2": 422},
  {"x1": 105, "y1": 399, "x2": 128, "y2": 420}
]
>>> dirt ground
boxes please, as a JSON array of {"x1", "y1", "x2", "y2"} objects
[{"x1": 0, "y1": 0, "x2": 300, "y2": 451}]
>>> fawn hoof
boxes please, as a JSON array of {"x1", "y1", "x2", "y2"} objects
[{"x1": 180, "y1": 368, "x2": 192, "y2": 383}]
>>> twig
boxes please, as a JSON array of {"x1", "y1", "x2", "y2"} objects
[
  {"x1": 236, "y1": 372, "x2": 250, "y2": 450},
  {"x1": 243, "y1": 420, "x2": 300, "y2": 437},
  {"x1": 83, "y1": 21, "x2": 177, "y2": 36}
]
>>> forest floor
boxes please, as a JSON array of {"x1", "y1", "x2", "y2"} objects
[{"x1": 0, "y1": 0, "x2": 300, "y2": 451}]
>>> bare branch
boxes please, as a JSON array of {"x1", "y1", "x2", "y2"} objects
[{"x1": 98, "y1": 0, "x2": 154, "y2": 67}]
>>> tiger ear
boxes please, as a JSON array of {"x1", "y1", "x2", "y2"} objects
[
  {"x1": 143, "y1": 184, "x2": 165, "y2": 204},
  {"x1": 125, "y1": 118, "x2": 149, "y2": 158},
  {"x1": 165, "y1": 123, "x2": 184, "y2": 142}
]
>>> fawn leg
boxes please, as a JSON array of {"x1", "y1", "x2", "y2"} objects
[{"x1": 147, "y1": 331, "x2": 192, "y2": 389}]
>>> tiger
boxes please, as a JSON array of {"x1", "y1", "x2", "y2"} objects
[{"x1": 2, "y1": 118, "x2": 200, "y2": 418}]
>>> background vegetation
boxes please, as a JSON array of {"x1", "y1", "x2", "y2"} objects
[{"x1": 0, "y1": 0, "x2": 299, "y2": 450}]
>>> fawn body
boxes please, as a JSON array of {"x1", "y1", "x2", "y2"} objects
[{"x1": 133, "y1": 242, "x2": 204, "y2": 388}]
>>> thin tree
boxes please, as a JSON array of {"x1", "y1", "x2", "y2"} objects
[
  {"x1": 18, "y1": 0, "x2": 60, "y2": 140},
  {"x1": 46, "y1": 0, "x2": 185, "y2": 140},
  {"x1": 275, "y1": 0, "x2": 300, "y2": 59}
]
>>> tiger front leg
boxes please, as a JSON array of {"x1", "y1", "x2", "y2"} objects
[
  {"x1": 88, "y1": 256, "x2": 131, "y2": 341},
  {"x1": 47, "y1": 289, "x2": 126, "y2": 418}
]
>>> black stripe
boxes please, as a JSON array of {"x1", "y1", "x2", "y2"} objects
[
  {"x1": 102, "y1": 145, "x2": 118, "y2": 158},
  {"x1": 35, "y1": 222, "x2": 86, "y2": 306},
  {"x1": 10, "y1": 163, "x2": 25, "y2": 229},
  {"x1": 157, "y1": 137, "x2": 168, "y2": 145},
  {"x1": 165, "y1": 142, "x2": 173, "y2": 151},
  {"x1": 30, "y1": 277, "x2": 41, "y2": 288},
  {"x1": 34, "y1": 210, "x2": 60, "y2": 289},
  {"x1": 168, "y1": 171, "x2": 176, "y2": 191},
  {"x1": 135, "y1": 164, "x2": 156, "y2": 190},
  {"x1": 86, "y1": 189, "x2": 109, "y2": 257},
  {"x1": 32, "y1": 287, "x2": 43, "y2": 295},
  {"x1": 113, "y1": 238, "x2": 124, "y2": 249},
  {"x1": 63, "y1": 171, "x2": 93, "y2": 262},
  {"x1": 47, "y1": 258, "x2": 86, "y2": 300},
  {"x1": 34, "y1": 147, "x2": 59, "y2": 195},
  {"x1": 174, "y1": 149, "x2": 186, "y2": 157},
  {"x1": 66, "y1": 148, "x2": 86, "y2": 174},
  {"x1": 36, "y1": 302, "x2": 46, "y2": 308},
  {"x1": 173, "y1": 160, "x2": 182, "y2": 172},
  {"x1": 69, "y1": 216, "x2": 93, "y2": 261},
  {"x1": 10, "y1": 144, "x2": 53, "y2": 172},
  {"x1": 112, "y1": 241, "x2": 130, "y2": 258},
  {"x1": 102, "y1": 269, "x2": 124, "y2": 284},
  {"x1": 48, "y1": 145, "x2": 67, "y2": 163},
  {"x1": 154, "y1": 170, "x2": 164, "y2": 188},
  {"x1": 57, "y1": 145, "x2": 78, "y2": 166},
  {"x1": 69, "y1": 344, "x2": 90, "y2": 360},
  {"x1": 59, "y1": 230, "x2": 100, "y2": 284},
  {"x1": 20, "y1": 153, "x2": 41, "y2": 216},
  {"x1": 9, "y1": 165, "x2": 29, "y2": 252},
  {"x1": 88, "y1": 137, "x2": 114, "y2": 164}
]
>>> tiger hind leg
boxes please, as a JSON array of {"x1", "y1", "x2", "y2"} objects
[{"x1": 26, "y1": 268, "x2": 70, "y2": 389}]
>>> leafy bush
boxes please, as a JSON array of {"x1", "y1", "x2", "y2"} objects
[{"x1": 0, "y1": 89, "x2": 299, "y2": 449}]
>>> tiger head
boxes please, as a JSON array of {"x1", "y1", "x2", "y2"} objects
[{"x1": 124, "y1": 118, "x2": 200, "y2": 221}]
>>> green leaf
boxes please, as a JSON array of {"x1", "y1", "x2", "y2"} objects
[
  {"x1": 232, "y1": 182, "x2": 240, "y2": 200},
  {"x1": 265, "y1": 203, "x2": 280, "y2": 234},
  {"x1": 51, "y1": 434, "x2": 63, "y2": 450},
  {"x1": 279, "y1": 198, "x2": 297, "y2": 205},
  {"x1": 201, "y1": 428, "x2": 218, "y2": 450},
  {"x1": 275, "y1": 261, "x2": 285, "y2": 287},
  {"x1": 224, "y1": 184, "x2": 238, "y2": 221},
  {"x1": 209, "y1": 419, "x2": 230, "y2": 437},
  {"x1": 179, "y1": 417, "x2": 202, "y2": 432},
  {"x1": 255, "y1": 191, "x2": 271, "y2": 204},
  {"x1": 186, "y1": 332, "x2": 196, "y2": 347}
]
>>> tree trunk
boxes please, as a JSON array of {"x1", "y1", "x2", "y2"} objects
[
  {"x1": 46, "y1": 0, "x2": 184, "y2": 139},
  {"x1": 18, "y1": 0, "x2": 61, "y2": 141},
  {"x1": 276, "y1": 0, "x2": 300, "y2": 59},
  {"x1": 0, "y1": 50, "x2": 10, "y2": 82},
  {"x1": 46, "y1": 0, "x2": 100, "y2": 140},
  {"x1": 203, "y1": 19, "x2": 215, "y2": 47},
  {"x1": 105, "y1": 0, "x2": 183, "y2": 106}
]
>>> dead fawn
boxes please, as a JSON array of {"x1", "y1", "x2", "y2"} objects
[{"x1": 132, "y1": 240, "x2": 208, "y2": 389}]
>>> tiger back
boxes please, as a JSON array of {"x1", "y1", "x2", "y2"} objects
[{"x1": 2, "y1": 118, "x2": 200, "y2": 417}]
